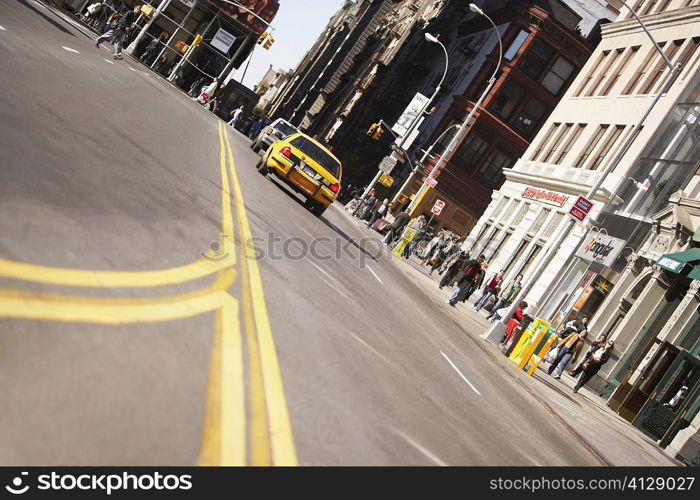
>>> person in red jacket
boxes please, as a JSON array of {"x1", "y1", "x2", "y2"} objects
[{"x1": 446, "y1": 256, "x2": 485, "y2": 306}]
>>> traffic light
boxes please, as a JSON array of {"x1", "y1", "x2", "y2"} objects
[
  {"x1": 257, "y1": 31, "x2": 268, "y2": 45},
  {"x1": 262, "y1": 35, "x2": 274, "y2": 50},
  {"x1": 367, "y1": 123, "x2": 383, "y2": 140},
  {"x1": 192, "y1": 34, "x2": 203, "y2": 48}
]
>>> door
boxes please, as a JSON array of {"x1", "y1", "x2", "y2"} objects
[
  {"x1": 632, "y1": 350, "x2": 700, "y2": 442},
  {"x1": 614, "y1": 341, "x2": 679, "y2": 421}
]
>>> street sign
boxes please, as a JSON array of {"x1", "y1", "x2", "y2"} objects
[
  {"x1": 211, "y1": 28, "x2": 236, "y2": 54},
  {"x1": 426, "y1": 177, "x2": 438, "y2": 188},
  {"x1": 378, "y1": 156, "x2": 397, "y2": 174},
  {"x1": 568, "y1": 195, "x2": 594, "y2": 222},
  {"x1": 431, "y1": 199, "x2": 446, "y2": 215}
]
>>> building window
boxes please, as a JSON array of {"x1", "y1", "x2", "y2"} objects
[
  {"x1": 520, "y1": 39, "x2": 555, "y2": 81},
  {"x1": 542, "y1": 123, "x2": 573, "y2": 162},
  {"x1": 586, "y1": 48, "x2": 623, "y2": 96},
  {"x1": 623, "y1": 44, "x2": 665, "y2": 95},
  {"x1": 600, "y1": 46, "x2": 640, "y2": 96},
  {"x1": 553, "y1": 123, "x2": 585, "y2": 164},
  {"x1": 639, "y1": 40, "x2": 683, "y2": 94},
  {"x1": 573, "y1": 125, "x2": 609, "y2": 169},
  {"x1": 673, "y1": 37, "x2": 700, "y2": 85},
  {"x1": 490, "y1": 196, "x2": 510, "y2": 221},
  {"x1": 491, "y1": 81, "x2": 526, "y2": 120},
  {"x1": 640, "y1": 0, "x2": 659, "y2": 15},
  {"x1": 532, "y1": 122, "x2": 560, "y2": 160},
  {"x1": 586, "y1": 125, "x2": 626, "y2": 170},
  {"x1": 542, "y1": 57, "x2": 575, "y2": 95},
  {"x1": 504, "y1": 29, "x2": 530, "y2": 61},
  {"x1": 574, "y1": 51, "x2": 608, "y2": 97},
  {"x1": 478, "y1": 148, "x2": 514, "y2": 189},
  {"x1": 541, "y1": 212, "x2": 564, "y2": 238},
  {"x1": 528, "y1": 208, "x2": 550, "y2": 237},
  {"x1": 454, "y1": 133, "x2": 489, "y2": 169},
  {"x1": 512, "y1": 97, "x2": 548, "y2": 137}
]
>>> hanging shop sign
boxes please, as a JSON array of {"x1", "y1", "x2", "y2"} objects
[
  {"x1": 521, "y1": 187, "x2": 570, "y2": 207},
  {"x1": 575, "y1": 232, "x2": 626, "y2": 267},
  {"x1": 211, "y1": 27, "x2": 236, "y2": 54},
  {"x1": 392, "y1": 93, "x2": 429, "y2": 138}
]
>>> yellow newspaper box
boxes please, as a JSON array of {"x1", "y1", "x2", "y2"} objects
[
  {"x1": 392, "y1": 226, "x2": 417, "y2": 258},
  {"x1": 509, "y1": 318, "x2": 551, "y2": 367}
]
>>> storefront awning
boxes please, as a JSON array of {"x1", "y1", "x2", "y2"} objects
[
  {"x1": 656, "y1": 248, "x2": 700, "y2": 273},
  {"x1": 689, "y1": 266, "x2": 700, "y2": 281}
]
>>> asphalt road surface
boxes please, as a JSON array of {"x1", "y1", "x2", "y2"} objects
[{"x1": 1, "y1": 1, "x2": 604, "y2": 466}]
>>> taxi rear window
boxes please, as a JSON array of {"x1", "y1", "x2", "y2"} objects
[{"x1": 290, "y1": 136, "x2": 340, "y2": 178}]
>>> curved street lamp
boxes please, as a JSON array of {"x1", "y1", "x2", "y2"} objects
[{"x1": 404, "y1": 2, "x2": 503, "y2": 211}]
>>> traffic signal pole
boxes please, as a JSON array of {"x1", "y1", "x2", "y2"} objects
[{"x1": 125, "y1": 0, "x2": 172, "y2": 56}]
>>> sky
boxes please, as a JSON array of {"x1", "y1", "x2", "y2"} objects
[{"x1": 230, "y1": 0, "x2": 346, "y2": 89}]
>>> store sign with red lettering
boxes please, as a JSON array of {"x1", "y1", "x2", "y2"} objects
[
  {"x1": 568, "y1": 196, "x2": 594, "y2": 222},
  {"x1": 522, "y1": 187, "x2": 570, "y2": 207}
]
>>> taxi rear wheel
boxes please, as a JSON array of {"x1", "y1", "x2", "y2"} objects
[
  {"x1": 256, "y1": 159, "x2": 269, "y2": 176},
  {"x1": 305, "y1": 198, "x2": 326, "y2": 217}
]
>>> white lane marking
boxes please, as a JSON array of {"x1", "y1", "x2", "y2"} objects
[
  {"x1": 392, "y1": 429, "x2": 448, "y2": 466},
  {"x1": 129, "y1": 67, "x2": 137, "y2": 71},
  {"x1": 366, "y1": 265, "x2": 383, "y2": 284},
  {"x1": 62, "y1": 46, "x2": 80, "y2": 54},
  {"x1": 345, "y1": 330, "x2": 393, "y2": 366},
  {"x1": 104, "y1": 59, "x2": 115, "y2": 65},
  {"x1": 143, "y1": 73, "x2": 150, "y2": 77},
  {"x1": 294, "y1": 223, "x2": 315, "y2": 239},
  {"x1": 308, "y1": 260, "x2": 339, "y2": 285},
  {"x1": 440, "y1": 351, "x2": 481, "y2": 396},
  {"x1": 0, "y1": 26, "x2": 6, "y2": 31}
]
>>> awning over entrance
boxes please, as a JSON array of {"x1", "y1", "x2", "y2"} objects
[
  {"x1": 656, "y1": 248, "x2": 700, "y2": 273},
  {"x1": 689, "y1": 266, "x2": 700, "y2": 281}
]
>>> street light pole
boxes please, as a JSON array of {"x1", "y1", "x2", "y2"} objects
[
  {"x1": 354, "y1": 32, "x2": 449, "y2": 210},
  {"x1": 403, "y1": 3, "x2": 503, "y2": 212},
  {"x1": 482, "y1": 0, "x2": 680, "y2": 343}
]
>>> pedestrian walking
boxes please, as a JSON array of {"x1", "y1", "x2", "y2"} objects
[
  {"x1": 196, "y1": 77, "x2": 219, "y2": 105},
  {"x1": 429, "y1": 235, "x2": 458, "y2": 275},
  {"x1": 140, "y1": 32, "x2": 167, "y2": 65},
  {"x1": 227, "y1": 105, "x2": 244, "y2": 128},
  {"x1": 463, "y1": 266, "x2": 486, "y2": 302},
  {"x1": 446, "y1": 255, "x2": 485, "y2": 306},
  {"x1": 382, "y1": 211, "x2": 410, "y2": 245},
  {"x1": 95, "y1": 4, "x2": 140, "y2": 60},
  {"x1": 248, "y1": 118, "x2": 264, "y2": 139},
  {"x1": 499, "y1": 301, "x2": 529, "y2": 345},
  {"x1": 402, "y1": 217, "x2": 427, "y2": 258},
  {"x1": 486, "y1": 273, "x2": 524, "y2": 320},
  {"x1": 474, "y1": 270, "x2": 504, "y2": 312},
  {"x1": 356, "y1": 189, "x2": 377, "y2": 221},
  {"x1": 547, "y1": 329, "x2": 588, "y2": 379},
  {"x1": 438, "y1": 249, "x2": 470, "y2": 289},
  {"x1": 570, "y1": 332, "x2": 608, "y2": 377},
  {"x1": 188, "y1": 76, "x2": 206, "y2": 97},
  {"x1": 573, "y1": 340, "x2": 614, "y2": 393},
  {"x1": 367, "y1": 198, "x2": 389, "y2": 228}
]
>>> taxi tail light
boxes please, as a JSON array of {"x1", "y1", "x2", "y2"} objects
[
  {"x1": 329, "y1": 183, "x2": 340, "y2": 194},
  {"x1": 280, "y1": 146, "x2": 292, "y2": 159},
  {"x1": 266, "y1": 128, "x2": 273, "y2": 135}
]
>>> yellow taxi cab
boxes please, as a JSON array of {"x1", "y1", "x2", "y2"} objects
[{"x1": 256, "y1": 132, "x2": 342, "y2": 217}]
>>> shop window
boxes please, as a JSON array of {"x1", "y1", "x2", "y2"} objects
[
  {"x1": 512, "y1": 97, "x2": 548, "y2": 137},
  {"x1": 491, "y1": 81, "x2": 526, "y2": 120},
  {"x1": 520, "y1": 39, "x2": 555, "y2": 81},
  {"x1": 542, "y1": 57, "x2": 575, "y2": 95},
  {"x1": 504, "y1": 29, "x2": 530, "y2": 61}
]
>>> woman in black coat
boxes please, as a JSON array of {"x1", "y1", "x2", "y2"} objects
[{"x1": 573, "y1": 340, "x2": 614, "y2": 393}]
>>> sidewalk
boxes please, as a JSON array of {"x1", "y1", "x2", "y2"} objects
[{"x1": 338, "y1": 207, "x2": 681, "y2": 466}]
